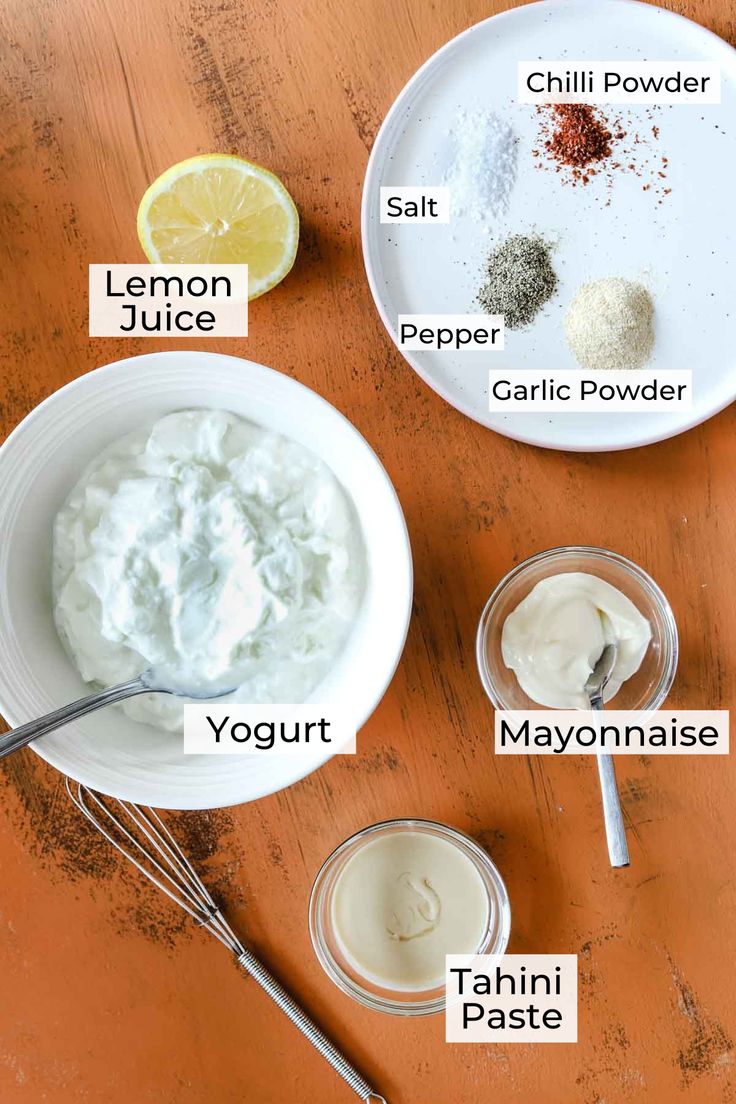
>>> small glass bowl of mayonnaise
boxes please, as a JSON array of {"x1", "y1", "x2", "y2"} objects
[
  {"x1": 309, "y1": 819, "x2": 510, "y2": 1016},
  {"x1": 477, "y1": 546, "x2": 678, "y2": 712}
]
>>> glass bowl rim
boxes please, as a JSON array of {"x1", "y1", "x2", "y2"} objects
[
  {"x1": 308, "y1": 817, "x2": 511, "y2": 1016},
  {"x1": 476, "y1": 544, "x2": 679, "y2": 712}
]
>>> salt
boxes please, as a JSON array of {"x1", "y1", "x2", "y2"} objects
[{"x1": 444, "y1": 109, "x2": 518, "y2": 225}]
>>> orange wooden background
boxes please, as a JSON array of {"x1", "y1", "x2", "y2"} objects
[{"x1": 1, "y1": 0, "x2": 735, "y2": 1100}]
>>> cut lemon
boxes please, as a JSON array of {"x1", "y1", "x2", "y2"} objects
[{"x1": 137, "y1": 154, "x2": 299, "y2": 300}]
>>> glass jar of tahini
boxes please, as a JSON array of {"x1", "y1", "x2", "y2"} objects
[{"x1": 309, "y1": 819, "x2": 510, "y2": 1016}]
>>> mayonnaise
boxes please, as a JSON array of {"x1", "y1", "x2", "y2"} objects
[
  {"x1": 331, "y1": 831, "x2": 489, "y2": 991},
  {"x1": 53, "y1": 410, "x2": 365, "y2": 731},
  {"x1": 501, "y1": 572, "x2": 651, "y2": 708}
]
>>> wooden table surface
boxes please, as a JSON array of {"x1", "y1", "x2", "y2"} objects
[{"x1": 1, "y1": 0, "x2": 735, "y2": 1100}]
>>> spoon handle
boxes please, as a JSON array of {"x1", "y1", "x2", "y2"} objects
[
  {"x1": 0, "y1": 677, "x2": 150, "y2": 759},
  {"x1": 596, "y1": 751, "x2": 630, "y2": 868}
]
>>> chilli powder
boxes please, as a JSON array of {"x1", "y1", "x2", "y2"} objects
[
  {"x1": 535, "y1": 104, "x2": 623, "y2": 183},
  {"x1": 533, "y1": 104, "x2": 670, "y2": 199}
]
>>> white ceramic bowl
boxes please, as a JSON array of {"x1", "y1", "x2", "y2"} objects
[{"x1": 0, "y1": 352, "x2": 413, "y2": 809}]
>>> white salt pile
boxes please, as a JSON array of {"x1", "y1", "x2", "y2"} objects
[{"x1": 444, "y1": 109, "x2": 518, "y2": 225}]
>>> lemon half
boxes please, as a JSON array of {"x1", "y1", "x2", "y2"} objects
[{"x1": 137, "y1": 154, "x2": 299, "y2": 300}]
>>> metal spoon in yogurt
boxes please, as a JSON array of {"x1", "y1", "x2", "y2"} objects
[{"x1": 0, "y1": 667, "x2": 237, "y2": 760}]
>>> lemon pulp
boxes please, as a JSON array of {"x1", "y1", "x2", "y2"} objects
[{"x1": 137, "y1": 155, "x2": 299, "y2": 299}]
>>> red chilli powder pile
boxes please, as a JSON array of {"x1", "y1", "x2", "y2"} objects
[
  {"x1": 535, "y1": 103, "x2": 625, "y2": 184},
  {"x1": 532, "y1": 104, "x2": 670, "y2": 202}
]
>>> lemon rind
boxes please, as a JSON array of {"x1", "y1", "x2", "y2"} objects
[{"x1": 136, "y1": 154, "x2": 299, "y2": 300}]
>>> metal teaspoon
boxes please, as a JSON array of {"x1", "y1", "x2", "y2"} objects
[
  {"x1": 585, "y1": 642, "x2": 630, "y2": 868},
  {"x1": 0, "y1": 668, "x2": 237, "y2": 760}
]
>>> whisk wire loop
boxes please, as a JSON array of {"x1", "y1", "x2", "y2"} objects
[
  {"x1": 66, "y1": 781, "x2": 230, "y2": 943},
  {"x1": 65, "y1": 779, "x2": 384, "y2": 1101}
]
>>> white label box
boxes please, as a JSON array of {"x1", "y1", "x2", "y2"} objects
[
  {"x1": 446, "y1": 954, "x2": 578, "y2": 1043},
  {"x1": 183, "y1": 704, "x2": 356, "y2": 755},
  {"x1": 488, "y1": 369, "x2": 692, "y2": 413},
  {"x1": 89, "y1": 263, "x2": 248, "y2": 337},
  {"x1": 380, "y1": 186, "x2": 450, "y2": 223},
  {"x1": 518, "y1": 61, "x2": 720, "y2": 104},
  {"x1": 495, "y1": 710, "x2": 729, "y2": 755},
  {"x1": 399, "y1": 314, "x2": 504, "y2": 351}
]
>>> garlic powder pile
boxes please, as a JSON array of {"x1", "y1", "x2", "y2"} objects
[{"x1": 565, "y1": 278, "x2": 655, "y2": 370}]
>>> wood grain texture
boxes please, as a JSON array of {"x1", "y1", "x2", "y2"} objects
[{"x1": 0, "y1": 0, "x2": 735, "y2": 1100}]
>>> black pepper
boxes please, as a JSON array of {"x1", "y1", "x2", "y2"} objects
[{"x1": 477, "y1": 234, "x2": 557, "y2": 330}]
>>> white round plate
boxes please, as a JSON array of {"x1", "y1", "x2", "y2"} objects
[
  {"x1": 362, "y1": 0, "x2": 736, "y2": 451},
  {"x1": 0, "y1": 352, "x2": 412, "y2": 809}
]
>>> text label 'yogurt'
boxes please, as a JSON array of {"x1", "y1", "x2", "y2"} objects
[{"x1": 183, "y1": 704, "x2": 356, "y2": 755}]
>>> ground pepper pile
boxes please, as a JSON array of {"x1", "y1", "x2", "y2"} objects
[{"x1": 477, "y1": 234, "x2": 557, "y2": 330}]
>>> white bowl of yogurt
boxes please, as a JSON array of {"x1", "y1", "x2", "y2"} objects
[{"x1": 0, "y1": 352, "x2": 412, "y2": 808}]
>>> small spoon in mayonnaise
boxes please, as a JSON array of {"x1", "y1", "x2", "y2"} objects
[
  {"x1": 585, "y1": 641, "x2": 630, "y2": 869},
  {"x1": 0, "y1": 668, "x2": 237, "y2": 760}
]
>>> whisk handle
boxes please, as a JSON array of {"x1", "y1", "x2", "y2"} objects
[{"x1": 236, "y1": 949, "x2": 386, "y2": 1103}]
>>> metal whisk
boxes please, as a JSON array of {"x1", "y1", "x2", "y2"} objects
[{"x1": 66, "y1": 780, "x2": 387, "y2": 1103}]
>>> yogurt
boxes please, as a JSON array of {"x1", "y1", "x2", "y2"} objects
[
  {"x1": 501, "y1": 572, "x2": 651, "y2": 708},
  {"x1": 53, "y1": 410, "x2": 365, "y2": 730}
]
